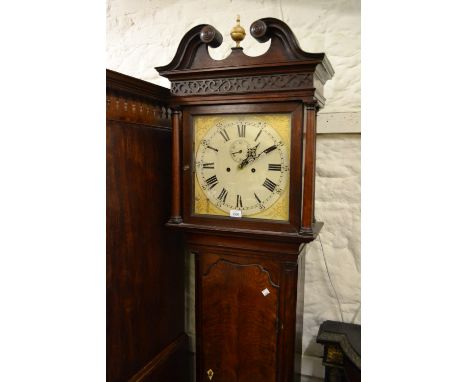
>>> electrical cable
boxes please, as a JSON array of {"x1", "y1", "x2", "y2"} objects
[{"x1": 318, "y1": 233, "x2": 344, "y2": 322}]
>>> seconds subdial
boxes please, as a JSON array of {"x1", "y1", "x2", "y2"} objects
[{"x1": 229, "y1": 139, "x2": 250, "y2": 163}]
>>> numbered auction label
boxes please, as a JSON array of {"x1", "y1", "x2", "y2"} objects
[{"x1": 230, "y1": 209, "x2": 242, "y2": 218}]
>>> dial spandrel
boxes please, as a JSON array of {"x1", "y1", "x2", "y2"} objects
[{"x1": 194, "y1": 113, "x2": 291, "y2": 221}]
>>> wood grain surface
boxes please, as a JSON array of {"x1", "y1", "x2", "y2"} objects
[
  {"x1": 200, "y1": 259, "x2": 279, "y2": 382},
  {"x1": 107, "y1": 69, "x2": 188, "y2": 382}
]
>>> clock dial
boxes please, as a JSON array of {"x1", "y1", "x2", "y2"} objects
[{"x1": 194, "y1": 114, "x2": 291, "y2": 220}]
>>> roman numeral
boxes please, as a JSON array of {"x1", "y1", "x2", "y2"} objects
[
  {"x1": 263, "y1": 178, "x2": 277, "y2": 192},
  {"x1": 254, "y1": 192, "x2": 262, "y2": 204},
  {"x1": 237, "y1": 123, "x2": 246, "y2": 138},
  {"x1": 217, "y1": 188, "x2": 228, "y2": 203},
  {"x1": 219, "y1": 129, "x2": 230, "y2": 142},
  {"x1": 236, "y1": 195, "x2": 243, "y2": 208},
  {"x1": 254, "y1": 129, "x2": 263, "y2": 141},
  {"x1": 268, "y1": 164, "x2": 282, "y2": 171},
  {"x1": 205, "y1": 175, "x2": 218, "y2": 189},
  {"x1": 202, "y1": 162, "x2": 215, "y2": 169},
  {"x1": 207, "y1": 145, "x2": 218, "y2": 152}
]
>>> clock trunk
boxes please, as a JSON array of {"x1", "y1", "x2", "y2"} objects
[{"x1": 187, "y1": 233, "x2": 306, "y2": 382}]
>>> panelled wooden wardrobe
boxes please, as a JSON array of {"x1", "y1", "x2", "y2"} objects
[{"x1": 106, "y1": 69, "x2": 188, "y2": 381}]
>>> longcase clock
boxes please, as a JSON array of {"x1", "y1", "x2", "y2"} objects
[{"x1": 156, "y1": 16, "x2": 334, "y2": 382}]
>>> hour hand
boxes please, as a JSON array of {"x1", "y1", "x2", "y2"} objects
[
  {"x1": 238, "y1": 143, "x2": 260, "y2": 169},
  {"x1": 238, "y1": 155, "x2": 254, "y2": 169}
]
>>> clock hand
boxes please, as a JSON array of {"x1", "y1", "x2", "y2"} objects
[
  {"x1": 251, "y1": 143, "x2": 260, "y2": 155},
  {"x1": 238, "y1": 155, "x2": 254, "y2": 169},
  {"x1": 238, "y1": 143, "x2": 260, "y2": 169},
  {"x1": 240, "y1": 144, "x2": 277, "y2": 168},
  {"x1": 258, "y1": 145, "x2": 277, "y2": 156}
]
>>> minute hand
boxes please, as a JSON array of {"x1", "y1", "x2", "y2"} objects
[
  {"x1": 239, "y1": 144, "x2": 277, "y2": 169},
  {"x1": 255, "y1": 145, "x2": 277, "y2": 160}
]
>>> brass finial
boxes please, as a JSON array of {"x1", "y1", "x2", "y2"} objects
[{"x1": 230, "y1": 15, "x2": 246, "y2": 48}]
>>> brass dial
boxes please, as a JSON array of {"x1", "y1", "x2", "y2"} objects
[{"x1": 194, "y1": 114, "x2": 291, "y2": 221}]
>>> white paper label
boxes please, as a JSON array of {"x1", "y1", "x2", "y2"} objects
[
  {"x1": 262, "y1": 288, "x2": 270, "y2": 296},
  {"x1": 230, "y1": 209, "x2": 242, "y2": 218}
]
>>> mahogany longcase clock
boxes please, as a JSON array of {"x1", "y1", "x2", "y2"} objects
[{"x1": 156, "y1": 16, "x2": 334, "y2": 382}]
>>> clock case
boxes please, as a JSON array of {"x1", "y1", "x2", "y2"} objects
[
  {"x1": 156, "y1": 18, "x2": 334, "y2": 382},
  {"x1": 158, "y1": 17, "x2": 333, "y2": 240}
]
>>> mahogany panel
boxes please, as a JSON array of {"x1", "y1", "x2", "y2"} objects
[
  {"x1": 199, "y1": 257, "x2": 279, "y2": 382},
  {"x1": 191, "y1": 246, "x2": 306, "y2": 382}
]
